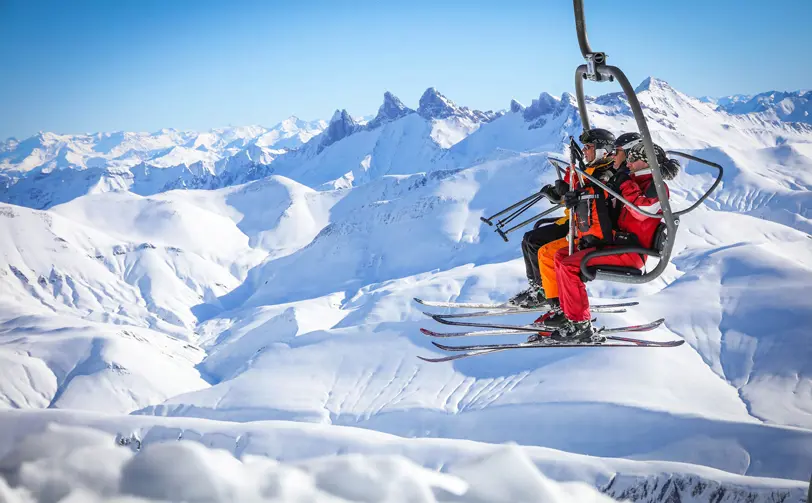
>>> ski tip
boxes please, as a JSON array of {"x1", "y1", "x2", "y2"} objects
[
  {"x1": 413, "y1": 297, "x2": 426, "y2": 305},
  {"x1": 417, "y1": 355, "x2": 443, "y2": 363},
  {"x1": 417, "y1": 354, "x2": 459, "y2": 363},
  {"x1": 420, "y1": 328, "x2": 439, "y2": 337},
  {"x1": 421, "y1": 311, "x2": 440, "y2": 318},
  {"x1": 431, "y1": 341, "x2": 467, "y2": 351}
]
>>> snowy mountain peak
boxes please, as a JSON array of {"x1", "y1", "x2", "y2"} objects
[
  {"x1": 279, "y1": 116, "x2": 304, "y2": 130},
  {"x1": 367, "y1": 91, "x2": 414, "y2": 129},
  {"x1": 418, "y1": 87, "x2": 461, "y2": 120},
  {"x1": 635, "y1": 76, "x2": 677, "y2": 94},
  {"x1": 510, "y1": 99, "x2": 525, "y2": 113}
]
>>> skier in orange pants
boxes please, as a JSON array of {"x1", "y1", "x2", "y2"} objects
[{"x1": 535, "y1": 128, "x2": 616, "y2": 308}]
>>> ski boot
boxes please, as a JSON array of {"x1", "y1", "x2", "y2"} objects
[
  {"x1": 507, "y1": 282, "x2": 545, "y2": 309},
  {"x1": 531, "y1": 319, "x2": 606, "y2": 345},
  {"x1": 533, "y1": 298, "x2": 566, "y2": 328}
]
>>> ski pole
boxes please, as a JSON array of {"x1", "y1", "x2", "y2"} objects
[
  {"x1": 568, "y1": 138, "x2": 577, "y2": 255},
  {"x1": 480, "y1": 189, "x2": 547, "y2": 227},
  {"x1": 495, "y1": 193, "x2": 547, "y2": 228},
  {"x1": 498, "y1": 204, "x2": 564, "y2": 241}
]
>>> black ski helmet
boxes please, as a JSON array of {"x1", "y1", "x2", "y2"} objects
[
  {"x1": 614, "y1": 132, "x2": 642, "y2": 150},
  {"x1": 579, "y1": 128, "x2": 615, "y2": 150}
]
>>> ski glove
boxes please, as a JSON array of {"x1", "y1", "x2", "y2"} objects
[
  {"x1": 540, "y1": 184, "x2": 559, "y2": 202},
  {"x1": 540, "y1": 179, "x2": 570, "y2": 202},
  {"x1": 564, "y1": 190, "x2": 581, "y2": 209},
  {"x1": 609, "y1": 170, "x2": 631, "y2": 192},
  {"x1": 554, "y1": 179, "x2": 569, "y2": 197}
]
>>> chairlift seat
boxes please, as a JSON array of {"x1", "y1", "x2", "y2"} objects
[{"x1": 582, "y1": 223, "x2": 668, "y2": 280}]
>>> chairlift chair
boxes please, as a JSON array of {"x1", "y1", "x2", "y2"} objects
[{"x1": 482, "y1": 0, "x2": 724, "y2": 285}]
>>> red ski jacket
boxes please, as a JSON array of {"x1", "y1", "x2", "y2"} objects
[{"x1": 616, "y1": 169, "x2": 669, "y2": 250}]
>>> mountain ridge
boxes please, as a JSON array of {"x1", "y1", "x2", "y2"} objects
[{"x1": 3, "y1": 78, "x2": 811, "y2": 210}]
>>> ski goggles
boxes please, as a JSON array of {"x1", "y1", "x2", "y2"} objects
[{"x1": 616, "y1": 138, "x2": 642, "y2": 151}]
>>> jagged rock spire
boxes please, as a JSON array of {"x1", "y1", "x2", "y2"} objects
[
  {"x1": 367, "y1": 92, "x2": 414, "y2": 129},
  {"x1": 523, "y1": 92, "x2": 558, "y2": 122},
  {"x1": 418, "y1": 88, "x2": 460, "y2": 120},
  {"x1": 318, "y1": 110, "x2": 358, "y2": 152}
]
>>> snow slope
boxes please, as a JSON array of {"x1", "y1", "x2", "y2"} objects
[
  {"x1": 1, "y1": 77, "x2": 812, "y2": 500},
  {"x1": 0, "y1": 413, "x2": 806, "y2": 503}
]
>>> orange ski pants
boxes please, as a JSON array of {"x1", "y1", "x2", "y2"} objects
[{"x1": 537, "y1": 236, "x2": 569, "y2": 299}]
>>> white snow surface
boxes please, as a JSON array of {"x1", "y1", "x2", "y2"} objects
[
  {"x1": 1, "y1": 77, "x2": 812, "y2": 499},
  {"x1": 0, "y1": 415, "x2": 806, "y2": 503}
]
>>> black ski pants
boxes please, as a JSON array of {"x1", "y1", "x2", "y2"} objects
[{"x1": 521, "y1": 222, "x2": 568, "y2": 284}]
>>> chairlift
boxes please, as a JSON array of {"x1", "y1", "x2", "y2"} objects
[{"x1": 482, "y1": 0, "x2": 724, "y2": 284}]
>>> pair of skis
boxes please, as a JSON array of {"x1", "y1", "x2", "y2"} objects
[{"x1": 414, "y1": 298, "x2": 683, "y2": 362}]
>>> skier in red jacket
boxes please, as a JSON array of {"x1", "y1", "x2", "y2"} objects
[{"x1": 537, "y1": 141, "x2": 680, "y2": 343}]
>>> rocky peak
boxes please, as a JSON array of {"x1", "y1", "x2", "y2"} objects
[
  {"x1": 523, "y1": 92, "x2": 559, "y2": 122},
  {"x1": 367, "y1": 92, "x2": 414, "y2": 129},
  {"x1": 418, "y1": 88, "x2": 461, "y2": 120},
  {"x1": 318, "y1": 110, "x2": 359, "y2": 152}
]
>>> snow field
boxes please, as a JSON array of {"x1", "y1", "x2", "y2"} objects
[
  {"x1": 1, "y1": 78, "x2": 811, "y2": 499},
  {"x1": 0, "y1": 416, "x2": 806, "y2": 503}
]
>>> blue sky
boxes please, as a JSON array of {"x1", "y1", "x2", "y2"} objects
[{"x1": 1, "y1": 0, "x2": 810, "y2": 139}]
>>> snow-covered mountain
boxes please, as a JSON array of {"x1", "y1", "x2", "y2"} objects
[
  {"x1": 0, "y1": 118, "x2": 327, "y2": 208},
  {"x1": 704, "y1": 89, "x2": 812, "y2": 124},
  {"x1": 1, "y1": 77, "x2": 812, "y2": 501},
  {"x1": 0, "y1": 88, "x2": 504, "y2": 206},
  {"x1": 699, "y1": 93, "x2": 753, "y2": 108}
]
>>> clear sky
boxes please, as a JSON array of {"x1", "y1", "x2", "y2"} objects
[{"x1": 1, "y1": 0, "x2": 810, "y2": 140}]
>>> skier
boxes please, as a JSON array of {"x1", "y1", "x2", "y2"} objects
[
  {"x1": 527, "y1": 128, "x2": 616, "y2": 310},
  {"x1": 606, "y1": 132, "x2": 642, "y2": 223},
  {"x1": 536, "y1": 141, "x2": 680, "y2": 343},
  {"x1": 612, "y1": 132, "x2": 642, "y2": 170},
  {"x1": 509, "y1": 128, "x2": 616, "y2": 308},
  {"x1": 511, "y1": 181, "x2": 569, "y2": 308}
]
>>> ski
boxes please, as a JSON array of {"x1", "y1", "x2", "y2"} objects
[
  {"x1": 433, "y1": 334, "x2": 682, "y2": 352},
  {"x1": 428, "y1": 317, "x2": 663, "y2": 340},
  {"x1": 418, "y1": 349, "x2": 510, "y2": 363},
  {"x1": 417, "y1": 337, "x2": 684, "y2": 363},
  {"x1": 413, "y1": 297, "x2": 638, "y2": 310},
  {"x1": 426, "y1": 314, "x2": 664, "y2": 333},
  {"x1": 420, "y1": 327, "x2": 543, "y2": 338},
  {"x1": 428, "y1": 319, "x2": 671, "y2": 351},
  {"x1": 420, "y1": 303, "x2": 628, "y2": 320},
  {"x1": 414, "y1": 298, "x2": 514, "y2": 309}
]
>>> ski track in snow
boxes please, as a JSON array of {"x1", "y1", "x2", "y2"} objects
[{"x1": 1, "y1": 78, "x2": 812, "y2": 499}]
